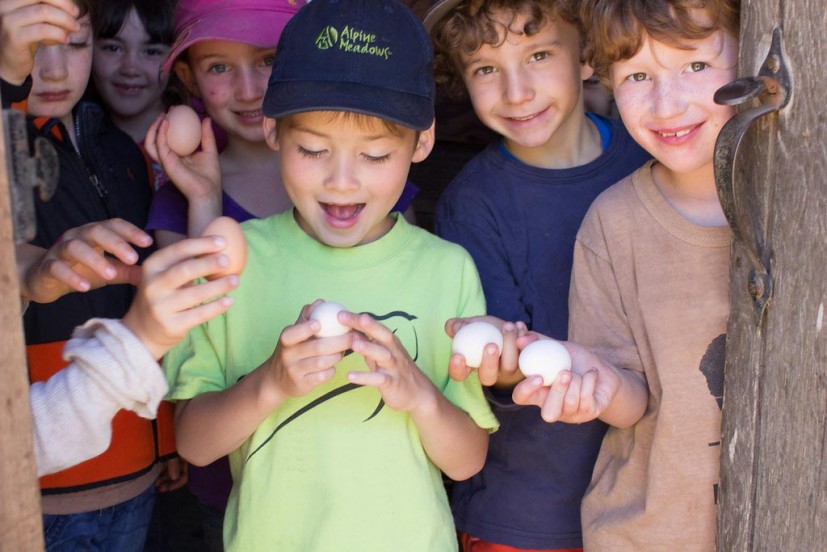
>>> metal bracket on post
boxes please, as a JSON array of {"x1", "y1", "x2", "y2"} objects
[
  {"x1": 713, "y1": 26, "x2": 791, "y2": 325},
  {"x1": 3, "y1": 108, "x2": 59, "y2": 244}
]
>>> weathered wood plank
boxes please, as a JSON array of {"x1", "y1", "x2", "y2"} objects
[
  {"x1": 719, "y1": 0, "x2": 827, "y2": 549},
  {"x1": 0, "y1": 106, "x2": 44, "y2": 546}
]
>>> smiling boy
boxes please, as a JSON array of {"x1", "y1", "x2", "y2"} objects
[
  {"x1": 523, "y1": 0, "x2": 740, "y2": 549},
  {"x1": 161, "y1": 1, "x2": 497, "y2": 550},
  {"x1": 424, "y1": 1, "x2": 649, "y2": 549}
]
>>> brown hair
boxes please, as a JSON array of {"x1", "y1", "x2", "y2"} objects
[
  {"x1": 581, "y1": 0, "x2": 740, "y2": 82},
  {"x1": 73, "y1": 0, "x2": 93, "y2": 20},
  {"x1": 431, "y1": 0, "x2": 582, "y2": 100},
  {"x1": 278, "y1": 111, "x2": 420, "y2": 141}
]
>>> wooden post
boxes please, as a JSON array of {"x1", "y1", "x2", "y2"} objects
[
  {"x1": 718, "y1": 0, "x2": 827, "y2": 549},
  {"x1": 0, "y1": 106, "x2": 44, "y2": 547}
]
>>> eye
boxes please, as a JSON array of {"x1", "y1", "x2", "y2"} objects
[
  {"x1": 100, "y1": 43, "x2": 122, "y2": 54},
  {"x1": 298, "y1": 146, "x2": 325, "y2": 159},
  {"x1": 69, "y1": 39, "x2": 90, "y2": 49},
  {"x1": 687, "y1": 61, "x2": 707, "y2": 73},
  {"x1": 144, "y1": 47, "x2": 167, "y2": 58},
  {"x1": 530, "y1": 51, "x2": 550, "y2": 62},
  {"x1": 473, "y1": 65, "x2": 496, "y2": 77},
  {"x1": 362, "y1": 153, "x2": 390, "y2": 164},
  {"x1": 626, "y1": 72, "x2": 648, "y2": 82},
  {"x1": 262, "y1": 55, "x2": 276, "y2": 67},
  {"x1": 208, "y1": 63, "x2": 228, "y2": 74}
]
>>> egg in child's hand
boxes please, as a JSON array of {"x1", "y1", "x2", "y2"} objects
[
  {"x1": 310, "y1": 301, "x2": 349, "y2": 337},
  {"x1": 451, "y1": 321, "x2": 503, "y2": 368},
  {"x1": 200, "y1": 217, "x2": 247, "y2": 280},
  {"x1": 165, "y1": 105, "x2": 202, "y2": 156},
  {"x1": 518, "y1": 339, "x2": 571, "y2": 386}
]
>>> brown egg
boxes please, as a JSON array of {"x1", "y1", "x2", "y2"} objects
[
  {"x1": 165, "y1": 105, "x2": 202, "y2": 156},
  {"x1": 201, "y1": 217, "x2": 247, "y2": 280}
]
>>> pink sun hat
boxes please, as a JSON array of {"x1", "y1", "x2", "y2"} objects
[{"x1": 162, "y1": 0, "x2": 306, "y2": 74}]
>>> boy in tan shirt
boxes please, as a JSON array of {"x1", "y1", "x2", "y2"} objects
[{"x1": 511, "y1": 0, "x2": 740, "y2": 549}]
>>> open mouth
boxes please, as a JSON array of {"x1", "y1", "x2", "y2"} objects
[{"x1": 322, "y1": 203, "x2": 364, "y2": 227}]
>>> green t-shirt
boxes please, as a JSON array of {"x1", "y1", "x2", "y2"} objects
[{"x1": 164, "y1": 211, "x2": 498, "y2": 551}]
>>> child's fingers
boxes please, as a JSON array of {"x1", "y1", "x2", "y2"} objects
[
  {"x1": 560, "y1": 372, "x2": 583, "y2": 418},
  {"x1": 578, "y1": 369, "x2": 600, "y2": 417},
  {"x1": 173, "y1": 295, "x2": 234, "y2": 330},
  {"x1": 104, "y1": 261, "x2": 143, "y2": 287},
  {"x1": 499, "y1": 322, "x2": 521, "y2": 374},
  {"x1": 347, "y1": 369, "x2": 390, "y2": 388},
  {"x1": 539, "y1": 371, "x2": 573, "y2": 423},
  {"x1": 444, "y1": 317, "x2": 464, "y2": 339},
  {"x1": 351, "y1": 333, "x2": 393, "y2": 366},
  {"x1": 151, "y1": 274, "x2": 238, "y2": 314},
  {"x1": 447, "y1": 354, "x2": 473, "y2": 382},
  {"x1": 142, "y1": 114, "x2": 165, "y2": 161},
  {"x1": 476, "y1": 345, "x2": 501, "y2": 386},
  {"x1": 344, "y1": 312, "x2": 393, "y2": 344},
  {"x1": 3, "y1": 0, "x2": 80, "y2": 32},
  {"x1": 42, "y1": 258, "x2": 91, "y2": 292},
  {"x1": 199, "y1": 117, "x2": 218, "y2": 154},
  {"x1": 53, "y1": 239, "x2": 118, "y2": 280},
  {"x1": 142, "y1": 236, "x2": 226, "y2": 277},
  {"x1": 511, "y1": 376, "x2": 548, "y2": 408}
]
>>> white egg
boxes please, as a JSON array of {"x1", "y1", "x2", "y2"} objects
[
  {"x1": 310, "y1": 301, "x2": 349, "y2": 337},
  {"x1": 518, "y1": 339, "x2": 572, "y2": 386},
  {"x1": 451, "y1": 321, "x2": 503, "y2": 368}
]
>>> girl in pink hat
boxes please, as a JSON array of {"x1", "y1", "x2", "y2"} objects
[
  {"x1": 144, "y1": 0, "x2": 306, "y2": 250},
  {"x1": 142, "y1": 2, "x2": 307, "y2": 548}
]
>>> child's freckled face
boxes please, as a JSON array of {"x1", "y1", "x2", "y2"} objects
[
  {"x1": 28, "y1": 15, "x2": 94, "y2": 127},
  {"x1": 266, "y1": 111, "x2": 432, "y2": 248},
  {"x1": 176, "y1": 40, "x2": 275, "y2": 144},
  {"x1": 609, "y1": 29, "x2": 739, "y2": 177},
  {"x1": 459, "y1": 10, "x2": 590, "y2": 154}
]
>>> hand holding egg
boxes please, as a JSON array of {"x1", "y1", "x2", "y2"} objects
[
  {"x1": 451, "y1": 321, "x2": 503, "y2": 368},
  {"x1": 200, "y1": 217, "x2": 247, "y2": 280},
  {"x1": 310, "y1": 301, "x2": 350, "y2": 337},
  {"x1": 165, "y1": 105, "x2": 202, "y2": 157},
  {"x1": 518, "y1": 339, "x2": 571, "y2": 386}
]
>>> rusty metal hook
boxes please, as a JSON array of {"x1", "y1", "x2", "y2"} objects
[{"x1": 713, "y1": 26, "x2": 791, "y2": 324}]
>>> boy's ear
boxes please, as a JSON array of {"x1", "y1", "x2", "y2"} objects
[
  {"x1": 580, "y1": 61, "x2": 595, "y2": 82},
  {"x1": 412, "y1": 120, "x2": 436, "y2": 163},
  {"x1": 174, "y1": 60, "x2": 201, "y2": 98},
  {"x1": 263, "y1": 117, "x2": 279, "y2": 151}
]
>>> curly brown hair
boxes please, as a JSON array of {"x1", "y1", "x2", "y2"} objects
[
  {"x1": 580, "y1": 0, "x2": 740, "y2": 83},
  {"x1": 430, "y1": 0, "x2": 582, "y2": 100}
]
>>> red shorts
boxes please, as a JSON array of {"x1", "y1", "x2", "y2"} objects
[{"x1": 459, "y1": 532, "x2": 583, "y2": 552}]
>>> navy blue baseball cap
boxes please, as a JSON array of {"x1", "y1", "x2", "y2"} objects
[{"x1": 262, "y1": 0, "x2": 436, "y2": 130}]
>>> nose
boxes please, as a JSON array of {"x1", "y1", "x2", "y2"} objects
[
  {"x1": 118, "y1": 50, "x2": 141, "y2": 76},
  {"x1": 503, "y1": 66, "x2": 534, "y2": 105},
  {"x1": 235, "y1": 66, "x2": 265, "y2": 102},
  {"x1": 650, "y1": 76, "x2": 689, "y2": 120},
  {"x1": 35, "y1": 45, "x2": 69, "y2": 82},
  {"x1": 324, "y1": 154, "x2": 360, "y2": 193}
]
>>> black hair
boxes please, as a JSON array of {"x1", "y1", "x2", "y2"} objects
[{"x1": 93, "y1": 0, "x2": 175, "y2": 45}]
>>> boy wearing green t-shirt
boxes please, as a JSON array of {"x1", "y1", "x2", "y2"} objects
[{"x1": 159, "y1": 1, "x2": 498, "y2": 550}]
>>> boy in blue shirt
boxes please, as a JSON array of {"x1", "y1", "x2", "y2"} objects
[
  {"x1": 159, "y1": 1, "x2": 498, "y2": 549},
  {"x1": 425, "y1": 0, "x2": 649, "y2": 550}
]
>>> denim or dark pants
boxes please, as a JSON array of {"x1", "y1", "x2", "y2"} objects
[{"x1": 42, "y1": 484, "x2": 156, "y2": 551}]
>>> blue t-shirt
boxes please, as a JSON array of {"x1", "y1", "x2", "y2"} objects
[{"x1": 435, "y1": 115, "x2": 651, "y2": 549}]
